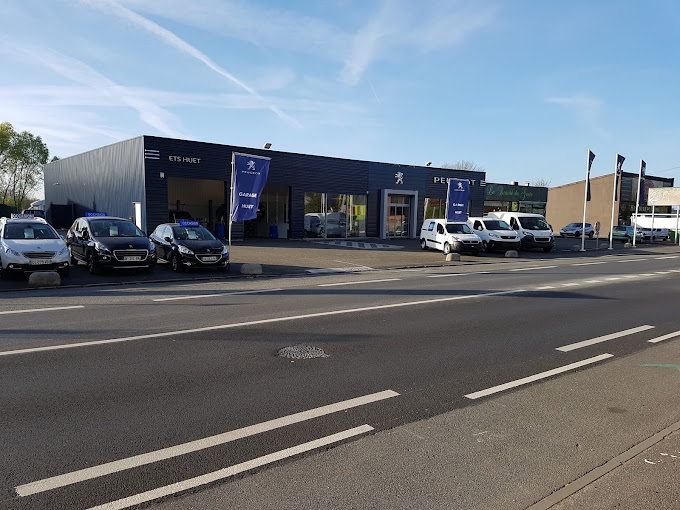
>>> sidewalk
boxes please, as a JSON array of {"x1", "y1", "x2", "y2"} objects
[{"x1": 153, "y1": 331, "x2": 680, "y2": 510}]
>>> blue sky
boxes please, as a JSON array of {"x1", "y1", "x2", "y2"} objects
[{"x1": 2, "y1": 0, "x2": 679, "y2": 194}]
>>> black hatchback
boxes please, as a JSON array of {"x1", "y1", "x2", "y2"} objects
[
  {"x1": 150, "y1": 222, "x2": 229, "y2": 272},
  {"x1": 66, "y1": 216, "x2": 157, "y2": 273}
]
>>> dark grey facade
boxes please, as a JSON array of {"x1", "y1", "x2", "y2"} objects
[{"x1": 44, "y1": 136, "x2": 486, "y2": 239}]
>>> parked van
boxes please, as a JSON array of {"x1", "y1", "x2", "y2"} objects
[
  {"x1": 485, "y1": 212, "x2": 554, "y2": 252},
  {"x1": 467, "y1": 216, "x2": 521, "y2": 252},
  {"x1": 420, "y1": 219, "x2": 481, "y2": 255}
]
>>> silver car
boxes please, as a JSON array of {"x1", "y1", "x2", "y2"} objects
[{"x1": 559, "y1": 222, "x2": 594, "y2": 238}]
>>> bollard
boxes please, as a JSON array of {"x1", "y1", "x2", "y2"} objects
[
  {"x1": 445, "y1": 253, "x2": 460, "y2": 262},
  {"x1": 28, "y1": 271, "x2": 61, "y2": 288},
  {"x1": 240, "y1": 263, "x2": 263, "y2": 275},
  {"x1": 505, "y1": 250, "x2": 518, "y2": 258}
]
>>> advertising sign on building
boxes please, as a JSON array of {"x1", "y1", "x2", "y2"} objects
[
  {"x1": 230, "y1": 152, "x2": 271, "y2": 222},
  {"x1": 647, "y1": 187, "x2": 680, "y2": 206},
  {"x1": 446, "y1": 178, "x2": 470, "y2": 222}
]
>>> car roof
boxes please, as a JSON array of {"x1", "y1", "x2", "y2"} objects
[
  {"x1": 1, "y1": 216, "x2": 48, "y2": 224},
  {"x1": 79, "y1": 216, "x2": 130, "y2": 221}
]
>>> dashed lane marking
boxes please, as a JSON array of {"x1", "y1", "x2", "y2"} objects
[
  {"x1": 509, "y1": 265, "x2": 558, "y2": 272},
  {"x1": 648, "y1": 331, "x2": 680, "y2": 344},
  {"x1": 319, "y1": 278, "x2": 401, "y2": 287},
  {"x1": 556, "y1": 325, "x2": 655, "y2": 352},
  {"x1": 0, "y1": 305, "x2": 84, "y2": 315},
  {"x1": 152, "y1": 288, "x2": 283, "y2": 302}
]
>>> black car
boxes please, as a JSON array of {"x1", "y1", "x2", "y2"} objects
[
  {"x1": 66, "y1": 216, "x2": 157, "y2": 274},
  {"x1": 150, "y1": 222, "x2": 229, "y2": 272}
]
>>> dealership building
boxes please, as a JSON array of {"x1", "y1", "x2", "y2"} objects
[{"x1": 43, "y1": 136, "x2": 487, "y2": 240}]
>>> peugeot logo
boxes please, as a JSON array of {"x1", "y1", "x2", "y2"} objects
[{"x1": 129, "y1": 245, "x2": 133, "y2": 248}]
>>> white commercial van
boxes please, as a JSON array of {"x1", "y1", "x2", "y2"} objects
[
  {"x1": 467, "y1": 216, "x2": 521, "y2": 252},
  {"x1": 420, "y1": 219, "x2": 481, "y2": 255},
  {"x1": 485, "y1": 212, "x2": 554, "y2": 252}
]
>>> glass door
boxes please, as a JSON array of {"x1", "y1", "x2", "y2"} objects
[{"x1": 387, "y1": 196, "x2": 411, "y2": 237}]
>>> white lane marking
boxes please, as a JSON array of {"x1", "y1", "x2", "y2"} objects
[
  {"x1": 85, "y1": 425, "x2": 374, "y2": 510},
  {"x1": 152, "y1": 288, "x2": 283, "y2": 302},
  {"x1": 561, "y1": 283, "x2": 579, "y2": 287},
  {"x1": 648, "y1": 331, "x2": 680, "y2": 344},
  {"x1": 0, "y1": 305, "x2": 84, "y2": 315},
  {"x1": 464, "y1": 354, "x2": 613, "y2": 399},
  {"x1": 583, "y1": 280, "x2": 602, "y2": 283},
  {"x1": 509, "y1": 265, "x2": 558, "y2": 272},
  {"x1": 615, "y1": 259, "x2": 645, "y2": 263},
  {"x1": 16, "y1": 390, "x2": 397, "y2": 497},
  {"x1": 556, "y1": 325, "x2": 655, "y2": 352},
  {"x1": 319, "y1": 278, "x2": 401, "y2": 287},
  {"x1": 306, "y1": 266, "x2": 373, "y2": 273},
  {"x1": 535, "y1": 286, "x2": 556, "y2": 290},
  {"x1": 655, "y1": 256, "x2": 679, "y2": 260},
  {"x1": 0, "y1": 289, "x2": 525, "y2": 357},
  {"x1": 640, "y1": 273, "x2": 656, "y2": 276},
  {"x1": 572, "y1": 261, "x2": 608, "y2": 266},
  {"x1": 427, "y1": 271, "x2": 489, "y2": 278},
  {"x1": 605, "y1": 277, "x2": 622, "y2": 281},
  {"x1": 655, "y1": 271, "x2": 671, "y2": 275}
]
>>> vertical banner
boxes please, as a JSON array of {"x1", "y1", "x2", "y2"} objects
[
  {"x1": 445, "y1": 178, "x2": 470, "y2": 222},
  {"x1": 230, "y1": 152, "x2": 271, "y2": 221},
  {"x1": 632, "y1": 159, "x2": 645, "y2": 246},
  {"x1": 608, "y1": 154, "x2": 625, "y2": 249},
  {"x1": 581, "y1": 149, "x2": 595, "y2": 251}
]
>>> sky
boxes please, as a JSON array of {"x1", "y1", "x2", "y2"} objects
[{"x1": 2, "y1": 0, "x2": 679, "y2": 198}]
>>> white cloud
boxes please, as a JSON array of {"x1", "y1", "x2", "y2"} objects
[{"x1": 545, "y1": 95, "x2": 608, "y2": 137}]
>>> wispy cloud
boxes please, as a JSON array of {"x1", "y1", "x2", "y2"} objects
[
  {"x1": 545, "y1": 95, "x2": 608, "y2": 137},
  {"x1": 78, "y1": 0, "x2": 300, "y2": 127}
]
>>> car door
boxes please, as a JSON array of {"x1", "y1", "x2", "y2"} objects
[
  {"x1": 69, "y1": 219, "x2": 86, "y2": 260},
  {"x1": 435, "y1": 222, "x2": 446, "y2": 249}
]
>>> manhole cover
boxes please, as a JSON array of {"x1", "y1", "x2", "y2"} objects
[{"x1": 277, "y1": 345, "x2": 329, "y2": 359}]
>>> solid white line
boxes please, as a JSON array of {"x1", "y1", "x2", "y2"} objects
[
  {"x1": 648, "y1": 331, "x2": 680, "y2": 344},
  {"x1": 571, "y1": 261, "x2": 608, "y2": 266},
  {"x1": 0, "y1": 305, "x2": 84, "y2": 315},
  {"x1": 561, "y1": 283, "x2": 579, "y2": 287},
  {"x1": 556, "y1": 325, "x2": 655, "y2": 352},
  {"x1": 0, "y1": 289, "x2": 525, "y2": 357},
  {"x1": 319, "y1": 278, "x2": 401, "y2": 287},
  {"x1": 535, "y1": 286, "x2": 556, "y2": 290},
  {"x1": 583, "y1": 280, "x2": 602, "y2": 283},
  {"x1": 464, "y1": 354, "x2": 614, "y2": 399},
  {"x1": 615, "y1": 259, "x2": 645, "y2": 263},
  {"x1": 655, "y1": 256, "x2": 679, "y2": 260},
  {"x1": 605, "y1": 277, "x2": 621, "y2": 281},
  {"x1": 509, "y1": 265, "x2": 558, "y2": 272},
  {"x1": 152, "y1": 288, "x2": 283, "y2": 302},
  {"x1": 85, "y1": 425, "x2": 374, "y2": 510},
  {"x1": 640, "y1": 273, "x2": 656, "y2": 276},
  {"x1": 654, "y1": 271, "x2": 671, "y2": 275},
  {"x1": 427, "y1": 271, "x2": 489, "y2": 278},
  {"x1": 15, "y1": 391, "x2": 397, "y2": 497}
]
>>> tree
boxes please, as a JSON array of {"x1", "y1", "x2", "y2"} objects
[
  {"x1": 0, "y1": 122, "x2": 49, "y2": 210},
  {"x1": 531, "y1": 178, "x2": 552, "y2": 187},
  {"x1": 441, "y1": 160, "x2": 485, "y2": 173}
]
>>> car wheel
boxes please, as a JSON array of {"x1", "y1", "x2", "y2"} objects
[
  {"x1": 88, "y1": 253, "x2": 100, "y2": 274},
  {"x1": 171, "y1": 253, "x2": 183, "y2": 272},
  {"x1": 574, "y1": 231, "x2": 581, "y2": 238},
  {"x1": 481, "y1": 241, "x2": 488, "y2": 252},
  {"x1": 420, "y1": 238, "x2": 428, "y2": 250},
  {"x1": 443, "y1": 242, "x2": 451, "y2": 255},
  {"x1": 543, "y1": 246, "x2": 553, "y2": 253},
  {"x1": 588, "y1": 231, "x2": 594, "y2": 239}
]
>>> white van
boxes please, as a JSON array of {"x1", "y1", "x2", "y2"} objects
[
  {"x1": 485, "y1": 212, "x2": 554, "y2": 252},
  {"x1": 467, "y1": 216, "x2": 521, "y2": 252},
  {"x1": 420, "y1": 219, "x2": 481, "y2": 255}
]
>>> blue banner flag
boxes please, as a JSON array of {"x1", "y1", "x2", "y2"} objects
[
  {"x1": 445, "y1": 178, "x2": 470, "y2": 222},
  {"x1": 230, "y1": 152, "x2": 271, "y2": 222},
  {"x1": 586, "y1": 149, "x2": 595, "y2": 201},
  {"x1": 638, "y1": 159, "x2": 646, "y2": 206},
  {"x1": 614, "y1": 154, "x2": 625, "y2": 201}
]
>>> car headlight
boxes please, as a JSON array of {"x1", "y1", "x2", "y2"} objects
[
  {"x1": 94, "y1": 242, "x2": 111, "y2": 254},
  {"x1": 57, "y1": 246, "x2": 68, "y2": 256},
  {"x1": 221, "y1": 246, "x2": 229, "y2": 256},
  {"x1": 178, "y1": 244, "x2": 194, "y2": 255},
  {"x1": 522, "y1": 231, "x2": 534, "y2": 237},
  {"x1": 148, "y1": 240, "x2": 156, "y2": 252},
  {"x1": 4, "y1": 246, "x2": 21, "y2": 257},
  {"x1": 488, "y1": 232, "x2": 500, "y2": 239},
  {"x1": 450, "y1": 236, "x2": 460, "y2": 242}
]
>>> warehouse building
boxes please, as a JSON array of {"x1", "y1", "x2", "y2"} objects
[{"x1": 43, "y1": 136, "x2": 487, "y2": 240}]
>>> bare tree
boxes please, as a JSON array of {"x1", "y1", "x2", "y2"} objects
[
  {"x1": 531, "y1": 178, "x2": 552, "y2": 187},
  {"x1": 441, "y1": 160, "x2": 485, "y2": 173}
]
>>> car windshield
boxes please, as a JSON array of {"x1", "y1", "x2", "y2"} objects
[
  {"x1": 172, "y1": 226, "x2": 216, "y2": 241},
  {"x1": 90, "y1": 219, "x2": 144, "y2": 237},
  {"x1": 521, "y1": 217, "x2": 550, "y2": 230},
  {"x1": 566, "y1": 223, "x2": 581, "y2": 228},
  {"x1": 483, "y1": 220, "x2": 511, "y2": 231},
  {"x1": 446, "y1": 223, "x2": 473, "y2": 234},
  {"x1": 3, "y1": 222, "x2": 59, "y2": 240}
]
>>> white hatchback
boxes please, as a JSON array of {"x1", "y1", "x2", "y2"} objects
[{"x1": 0, "y1": 216, "x2": 70, "y2": 278}]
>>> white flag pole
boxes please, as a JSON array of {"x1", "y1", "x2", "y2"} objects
[
  {"x1": 608, "y1": 157, "x2": 619, "y2": 250},
  {"x1": 676, "y1": 207, "x2": 680, "y2": 246},
  {"x1": 632, "y1": 159, "x2": 643, "y2": 247},
  {"x1": 228, "y1": 152, "x2": 235, "y2": 257},
  {"x1": 651, "y1": 205, "x2": 655, "y2": 240},
  {"x1": 580, "y1": 149, "x2": 590, "y2": 252}
]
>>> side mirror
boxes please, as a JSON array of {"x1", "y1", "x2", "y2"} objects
[{"x1": 164, "y1": 236, "x2": 172, "y2": 242}]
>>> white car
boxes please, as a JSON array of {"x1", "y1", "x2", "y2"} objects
[
  {"x1": 636, "y1": 227, "x2": 669, "y2": 242},
  {"x1": 467, "y1": 217, "x2": 521, "y2": 252},
  {"x1": 560, "y1": 222, "x2": 595, "y2": 238},
  {"x1": 0, "y1": 216, "x2": 70, "y2": 278},
  {"x1": 420, "y1": 219, "x2": 481, "y2": 255}
]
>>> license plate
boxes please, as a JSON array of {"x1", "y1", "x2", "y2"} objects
[
  {"x1": 202, "y1": 256, "x2": 218, "y2": 262},
  {"x1": 123, "y1": 256, "x2": 142, "y2": 261},
  {"x1": 29, "y1": 259, "x2": 52, "y2": 265}
]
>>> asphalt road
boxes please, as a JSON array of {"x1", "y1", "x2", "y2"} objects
[{"x1": 1, "y1": 249, "x2": 679, "y2": 509}]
